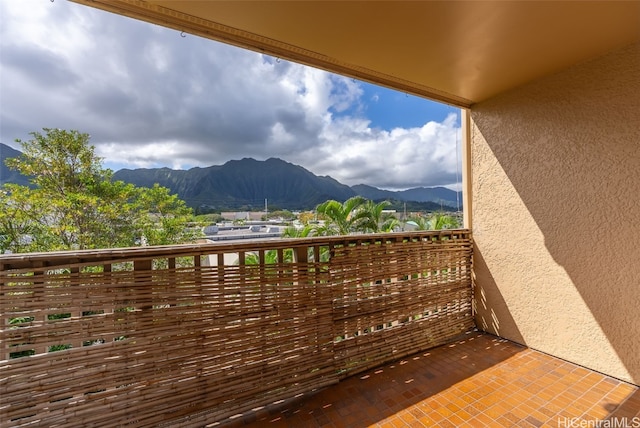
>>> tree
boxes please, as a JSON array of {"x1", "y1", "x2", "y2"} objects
[
  {"x1": 425, "y1": 212, "x2": 460, "y2": 230},
  {"x1": 354, "y1": 200, "x2": 399, "y2": 233},
  {"x1": 0, "y1": 185, "x2": 49, "y2": 253},
  {"x1": 135, "y1": 184, "x2": 198, "y2": 246},
  {"x1": 315, "y1": 196, "x2": 367, "y2": 235},
  {"x1": 297, "y1": 211, "x2": 315, "y2": 225},
  {"x1": 282, "y1": 225, "x2": 330, "y2": 262},
  {"x1": 405, "y1": 215, "x2": 430, "y2": 231},
  {"x1": 240, "y1": 224, "x2": 329, "y2": 266},
  {"x1": 265, "y1": 210, "x2": 296, "y2": 222},
  {"x1": 282, "y1": 224, "x2": 315, "y2": 238},
  {"x1": 407, "y1": 212, "x2": 460, "y2": 231},
  {"x1": 193, "y1": 213, "x2": 224, "y2": 224},
  {"x1": 241, "y1": 250, "x2": 289, "y2": 265},
  {"x1": 1, "y1": 129, "x2": 198, "y2": 253}
]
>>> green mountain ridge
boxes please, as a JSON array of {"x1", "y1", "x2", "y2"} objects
[
  {"x1": 352, "y1": 184, "x2": 461, "y2": 209},
  {"x1": 113, "y1": 157, "x2": 357, "y2": 210},
  {"x1": 1, "y1": 143, "x2": 460, "y2": 211},
  {"x1": 0, "y1": 143, "x2": 31, "y2": 187}
]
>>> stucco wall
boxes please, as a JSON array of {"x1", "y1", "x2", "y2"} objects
[{"x1": 471, "y1": 42, "x2": 640, "y2": 384}]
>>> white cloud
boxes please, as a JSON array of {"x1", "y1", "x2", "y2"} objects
[
  {"x1": 0, "y1": 0, "x2": 461, "y2": 190},
  {"x1": 304, "y1": 113, "x2": 460, "y2": 189}
]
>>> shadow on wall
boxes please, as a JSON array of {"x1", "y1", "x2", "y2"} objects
[
  {"x1": 471, "y1": 42, "x2": 640, "y2": 384},
  {"x1": 473, "y1": 248, "x2": 524, "y2": 345}
]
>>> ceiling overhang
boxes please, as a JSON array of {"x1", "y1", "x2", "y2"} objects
[{"x1": 70, "y1": 1, "x2": 640, "y2": 108}]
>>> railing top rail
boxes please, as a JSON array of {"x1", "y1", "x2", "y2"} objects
[{"x1": 0, "y1": 229, "x2": 470, "y2": 271}]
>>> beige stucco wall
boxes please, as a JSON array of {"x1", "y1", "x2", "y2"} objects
[{"x1": 471, "y1": 42, "x2": 640, "y2": 384}]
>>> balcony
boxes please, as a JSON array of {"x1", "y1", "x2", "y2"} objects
[
  {"x1": 0, "y1": 230, "x2": 640, "y2": 427},
  {"x1": 223, "y1": 333, "x2": 640, "y2": 428},
  {"x1": 2, "y1": 229, "x2": 639, "y2": 427},
  {"x1": 2, "y1": 230, "x2": 638, "y2": 427},
  {"x1": 1, "y1": 230, "x2": 474, "y2": 426}
]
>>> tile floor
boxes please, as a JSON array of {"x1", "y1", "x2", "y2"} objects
[{"x1": 217, "y1": 331, "x2": 640, "y2": 427}]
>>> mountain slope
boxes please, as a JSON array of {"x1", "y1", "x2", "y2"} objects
[
  {"x1": 351, "y1": 184, "x2": 460, "y2": 208},
  {"x1": 0, "y1": 143, "x2": 31, "y2": 186},
  {"x1": 3, "y1": 146, "x2": 460, "y2": 211},
  {"x1": 114, "y1": 158, "x2": 357, "y2": 210}
]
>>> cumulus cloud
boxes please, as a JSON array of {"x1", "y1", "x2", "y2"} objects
[{"x1": 0, "y1": 0, "x2": 461, "y2": 190}]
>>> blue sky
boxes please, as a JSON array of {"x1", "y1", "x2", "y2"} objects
[
  {"x1": 354, "y1": 84, "x2": 458, "y2": 131},
  {"x1": 0, "y1": 0, "x2": 462, "y2": 191}
]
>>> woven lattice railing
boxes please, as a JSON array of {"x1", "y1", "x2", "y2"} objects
[{"x1": 0, "y1": 230, "x2": 473, "y2": 427}]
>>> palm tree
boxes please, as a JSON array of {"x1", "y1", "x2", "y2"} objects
[
  {"x1": 354, "y1": 200, "x2": 398, "y2": 233},
  {"x1": 282, "y1": 225, "x2": 331, "y2": 262},
  {"x1": 406, "y1": 212, "x2": 460, "y2": 230},
  {"x1": 315, "y1": 196, "x2": 367, "y2": 235},
  {"x1": 380, "y1": 217, "x2": 400, "y2": 232},
  {"x1": 405, "y1": 215, "x2": 430, "y2": 230},
  {"x1": 241, "y1": 250, "x2": 284, "y2": 265},
  {"x1": 241, "y1": 224, "x2": 330, "y2": 266},
  {"x1": 426, "y1": 212, "x2": 460, "y2": 230},
  {"x1": 281, "y1": 225, "x2": 315, "y2": 238}
]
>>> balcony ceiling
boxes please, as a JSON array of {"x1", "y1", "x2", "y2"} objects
[{"x1": 70, "y1": 1, "x2": 640, "y2": 107}]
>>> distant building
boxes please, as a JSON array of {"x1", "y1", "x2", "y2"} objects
[{"x1": 221, "y1": 211, "x2": 265, "y2": 221}]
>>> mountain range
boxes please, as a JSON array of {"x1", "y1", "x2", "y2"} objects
[
  {"x1": 0, "y1": 143, "x2": 31, "y2": 187},
  {"x1": 1, "y1": 143, "x2": 460, "y2": 211}
]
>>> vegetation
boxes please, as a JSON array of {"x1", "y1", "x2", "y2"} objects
[
  {"x1": 193, "y1": 213, "x2": 224, "y2": 224},
  {"x1": 355, "y1": 199, "x2": 399, "y2": 233},
  {"x1": 315, "y1": 196, "x2": 368, "y2": 235},
  {"x1": 238, "y1": 199, "x2": 458, "y2": 267},
  {"x1": 282, "y1": 224, "x2": 316, "y2": 238},
  {"x1": 314, "y1": 197, "x2": 458, "y2": 236},
  {"x1": 406, "y1": 212, "x2": 460, "y2": 231},
  {"x1": 0, "y1": 129, "x2": 199, "y2": 253},
  {"x1": 297, "y1": 211, "x2": 316, "y2": 225},
  {"x1": 0, "y1": 129, "x2": 461, "y2": 255},
  {"x1": 264, "y1": 209, "x2": 296, "y2": 221}
]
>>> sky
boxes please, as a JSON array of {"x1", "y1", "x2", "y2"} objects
[{"x1": 0, "y1": 0, "x2": 462, "y2": 191}]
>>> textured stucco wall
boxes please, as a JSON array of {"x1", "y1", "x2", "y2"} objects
[{"x1": 471, "y1": 42, "x2": 640, "y2": 384}]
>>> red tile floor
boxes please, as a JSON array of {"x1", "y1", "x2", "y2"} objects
[{"x1": 217, "y1": 331, "x2": 640, "y2": 428}]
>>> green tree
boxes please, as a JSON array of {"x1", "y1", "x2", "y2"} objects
[
  {"x1": 405, "y1": 215, "x2": 430, "y2": 231},
  {"x1": 240, "y1": 224, "x2": 330, "y2": 266},
  {"x1": 315, "y1": 196, "x2": 367, "y2": 235},
  {"x1": 1, "y1": 128, "x2": 198, "y2": 252},
  {"x1": 136, "y1": 184, "x2": 198, "y2": 246},
  {"x1": 407, "y1": 212, "x2": 460, "y2": 231},
  {"x1": 0, "y1": 185, "x2": 49, "y2": 253},
  {"x1": 264, "y1": 210, "x2": 296, "y2": 222},
  {"x1": 354, "y1": 200, "x2": 399, "y2": 233},
  {"x1": 242, "y1": 250, "x2": 290, "y2": 265},
  {"x1": 426, "y1": 212, "x2": 460, "y2": 230},
  {"x1": 282, "y1": 225, "x2": 331, "y2": 262},
  {"x1": 298, "y1": 211, "x2": 315, "y2": 225},
  {"x1": 282, "y1": 224, "x2": 315, "y2": 238}
]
